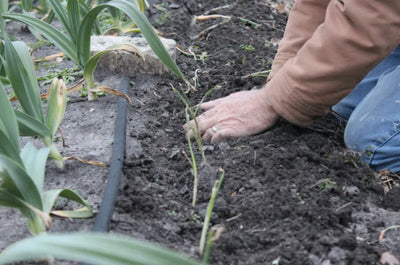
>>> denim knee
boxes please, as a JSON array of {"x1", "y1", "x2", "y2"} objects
[{"x1": 344, "y1": 113, "x2": 400, "y2": 173}]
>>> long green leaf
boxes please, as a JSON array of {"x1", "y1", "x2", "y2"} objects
[
  {"x1": 67, "y1": 0, "x2": 81, "y2": 44},
  {"x1": 21, "y1": 0, "x2": 33, "y2": 11},
  {"x1": 0, "y1": 0, "x2": 8, "y2": 14},
  {"x1": 42, "y1": 188, "x2": 92, "y2": 216},
  {"x1": 84, "y1": 43, "x2": 144, "y2": 87},
  {"x1": 0, "y1": 187, "x2": 46, "y2": 235},
  {"x1": 0, "y1": 153, "x2": 42, "y2": 209},
  {"x1": 0, "y1": 233, "x2": 201, "y2": 265},
  {"x1": 2, "y1": 13, "x2": 79, "y2": 64},
  {"x1": 0, "y1": 82, "x2": 19, "y2": 150},
  {"x1": 3, "y1": 40, "x2": 44, "y2": 120},
  {"x1": 0, "y1": 129, "x2": 22, "y2": 165},
  {"x1": 77, "y1": 0, "x2": 186, "y2": 81},
  {"x1": 0, "y1": 187, "x2": 29, "y2": 209},
  {"x1": 15, "y1": 109, "x2": 52, "y2": 138},
  {"x1": 48, "y1": 0, "x2": 72, "y2": 39},
  {"x1": 20, "y1": 143, "x2": 49, "y2": 193}
]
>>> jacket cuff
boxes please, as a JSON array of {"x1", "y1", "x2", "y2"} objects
[{"x1": 264, "y1": 69, "x2": 328, "y2": 126}]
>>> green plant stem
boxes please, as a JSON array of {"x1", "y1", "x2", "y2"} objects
[
  {"x1": 44, "y1": 137, "x2": 64, "y2": 169},
  {"x1": 185, "y1": 107, "x2": 198, "y2": 207},
  {"x1": 201, "y1": 230, "x2": 214, "y2": 265},
  {"x1": 199, "y1": 169, "x2": 225, "y2": 256}
]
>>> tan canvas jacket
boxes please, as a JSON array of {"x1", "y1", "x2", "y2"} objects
[{"x1": 265, "y1": 0, "x2": 400, "y2": 126}]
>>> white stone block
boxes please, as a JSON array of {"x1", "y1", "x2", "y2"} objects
[{"x1": 90, "y1": 35, "x2": 176, "y2": 75}]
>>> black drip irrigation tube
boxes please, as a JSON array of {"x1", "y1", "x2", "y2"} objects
[{"x1": 92, "y1": 76, "x2": 130, "y2": 232}]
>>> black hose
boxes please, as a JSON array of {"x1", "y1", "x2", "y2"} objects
[{"x1": 92, "y1": 76, "x2": 130, "y2": 232}]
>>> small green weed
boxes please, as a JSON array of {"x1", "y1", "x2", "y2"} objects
[
  {"x1": 317, "y1": 178, "x2": 334, "y2": 190},
  {"x1": 153, "y1": 3, "x2": 170, "y2": 25},
  {"x1": 240, "y1": 44, "x2": 255, "y2": 52},
  {"x1": 38, "y1": 66, "x2": 83, "y2": 86},
  {"x1": 27, "y1": 39, "x2": 52, "y2": 51}
]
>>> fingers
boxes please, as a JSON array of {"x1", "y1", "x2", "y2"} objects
[
  {"x1": 184, "y1": 108, "x2": 218, "y2": 139},
  {"x1": 200, "y1": 99, "x2": 219, "y2": 110},
  {"x1": 211, "y1": 129, "x2": 232, "y2": 143}
]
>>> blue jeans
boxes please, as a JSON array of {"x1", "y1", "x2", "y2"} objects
[{"x1": 332, "y1": 45, "x2": 400, "y2": 172}]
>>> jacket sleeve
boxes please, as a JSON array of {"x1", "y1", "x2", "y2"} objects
[
  {"x1": 265, "y1": 0, "x2": 400, "y2": 126},
  {"x1": 268, "y1": 0, "x2": 330, "y2": 81}
]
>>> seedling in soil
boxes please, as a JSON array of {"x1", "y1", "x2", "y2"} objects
[
  {"x1": 199, "y1": 168, "x2": 225, "y2": 257},
  {"x1": 171, "y1": 84, "x2": 216, "y2": 206},
  {"x1": 202, "y1": 224, "x2": 225, "y2": 265}
]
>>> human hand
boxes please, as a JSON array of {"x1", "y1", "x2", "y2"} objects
[{"x1": 184, "y1": 88, "x2": 279, "y2": 142}]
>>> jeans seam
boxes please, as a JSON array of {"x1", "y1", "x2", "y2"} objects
[{"x1": 368, "y1": 129, "x2": 400, "y2": 166}]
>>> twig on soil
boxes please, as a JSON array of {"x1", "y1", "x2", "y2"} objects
[
  {"x1": 226, "y1": 213, "x2": 242, "y2": 222},
  {"x1": 239, "y1": 17, "x2": 261, "y2": 28},
  {"x1": 379, "y1": 225, "x2": 400, "y2": 242},
  {"x1": 335, "y1": 202, "x2": 353, "y2": 213},
  {"x1": 64, "y1": 156, "x2": 107, "y2": 167},
  {"x1": 195, "y1": 15, "x2": 232, "y2": 38},
  {"x1": 204, "y1": 2, "x2": 237, "y2": 15},
  {"x1": 242, "y1": 70, "x2": 271, "y2": 79},
  {"x1": 34, "y1": 52, "x2": 65, "y2": 62},
  {"x1": 376, "y1": 170, "x2": 400, "y2": 194},
  {"x1": 308, "y1": 178, "x2": 336, "y2": 189},
  {"x1": 176, "y1": 46, "x2": 209, "y2": 62}
]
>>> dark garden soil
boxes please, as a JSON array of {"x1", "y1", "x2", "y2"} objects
[
  {"x1": 112, "y1": 1, "x2": 400, "y2": 264},
  {"x1": 1, "y1": 0, "x2": 400, "y2": 265}
]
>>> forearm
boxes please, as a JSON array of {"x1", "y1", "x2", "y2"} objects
[
  {"x1": 268, "y1": 0, "x2": 330, "y2": 81},
  {"x1": 265, "y1": 0, "x2": 400, "y2": 125}
]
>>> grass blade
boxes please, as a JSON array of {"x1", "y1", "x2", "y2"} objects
[{"x1": 0, "y1": 233, "x2": 201, "y2": 265}]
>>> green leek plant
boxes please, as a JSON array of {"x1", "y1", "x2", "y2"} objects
[
  {"x1": 0, "y1": 233, "x2": 201, "y2": 265},
  {"x1": 0, "y1": 82, "x2": 92, "y2": 235},
  {"x1": 3, "y1": 0, "x2": 189, "y2": 99},
  {"x1": 199, "y1": 169, "x2": 225, "y2": 259},
  {"x1": 2, "y1": 39, "x2": 67, "y2": 168},
  {"x1": 171, "y1": 84, "x2": 216, "y2": 206}
]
